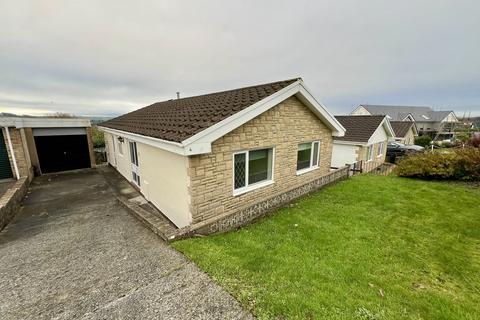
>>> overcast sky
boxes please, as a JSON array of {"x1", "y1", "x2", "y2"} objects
[{"x1": 1, "y1": 0, "x2": 479, "y2": 118}]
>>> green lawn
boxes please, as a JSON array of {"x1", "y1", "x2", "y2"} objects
[{"x1": 173, "y1": 175, "x2": 480, "y2": 320}]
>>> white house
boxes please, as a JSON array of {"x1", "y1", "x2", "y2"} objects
[{"x1": 331, "y1": 115, "x2": 394, "y2": 171}]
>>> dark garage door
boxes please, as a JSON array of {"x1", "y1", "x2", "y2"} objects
[
  {"x1": 34, "y1": 129, "x2": 91, "y2": 174},
  {"x1": 0, "y1": 131, "x2": 13, "y2": 179}
]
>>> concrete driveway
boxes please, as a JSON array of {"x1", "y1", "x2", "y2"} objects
[{"x1": 0, "y1": 169, "x2": 252, "y2": 320}]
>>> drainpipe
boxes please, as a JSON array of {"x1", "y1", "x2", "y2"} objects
[{"x1": 4, "y1": 127, "x2": 20, "y2": 180}]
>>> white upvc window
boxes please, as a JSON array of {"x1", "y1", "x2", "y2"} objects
[
  {"x1": 366, "y1": 145, "x2": 373, "y2": 162},
  {"x1": 296, "y1": 141, "x2": 320, "y2": 175},
  {"x1": 233, "y1": 147, "x2": 274, "y2": 196},
  {"x1": 377, "y1": 142, "x2": 384, "y2": 157}
]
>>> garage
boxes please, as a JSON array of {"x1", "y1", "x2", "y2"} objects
[
  {"x1": 33, "y1": 128, "x2": 92, "y2": 173},
  {"x1": 0, "y1": 117, "x2": 95, "y2": 179}
]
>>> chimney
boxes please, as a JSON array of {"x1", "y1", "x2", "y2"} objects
[{"x1": 176, "y1": 92, "x2": 180, "y2": 99}]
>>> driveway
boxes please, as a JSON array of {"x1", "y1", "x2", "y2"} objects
[{"x1": 0, "y1": 169, "x2": 252, "y2": 320}]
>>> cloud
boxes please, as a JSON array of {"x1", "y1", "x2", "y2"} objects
[{"x1": 0, "y1": 0, "x2": 479, "y2": 117}]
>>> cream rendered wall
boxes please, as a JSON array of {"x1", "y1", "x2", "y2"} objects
[
  {"x1": 351, "y1": 106, "x2": 371, "y2": 115},
  {"x1": 442, "y1": 112, "x2": 457, "y2": 122},
  {"x1": 105, "y1": 133, "x2": 115, "y2": 167},
  {"x1": 368, "y1": 124, "x2": 389, "y2": 144},
  {"x1": 104, "y1": 132, "x2": 134, "y2": 182},
  {"x1": 331, "y1": 143, "x2": 359, "y2": 167},
  {"x1": 104, "y1": 132, "x2": 191, "y2": 228},
  {"x1": 137, "y1": 143, "x2": 191, "y2": 228},
  {"x1": 113, "y1": 136, "x2": 132, "y2": 181}
]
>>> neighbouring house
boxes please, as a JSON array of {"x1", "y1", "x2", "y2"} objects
[
  {"x1": 390, "y1": 121, "x2": 418, "y2": 144},
  {"x1": 0, "y1": 117, "x2": 95, "y2": 180},
  {"x1": 99, "y1": 78, "x2": 347, "y2": 232},
  {"x1": 331, "y1": 115, "x2": 394, "y2": 171},
  {"x1": 351, "y1": 104, "x2": 458, "y2": 140}
]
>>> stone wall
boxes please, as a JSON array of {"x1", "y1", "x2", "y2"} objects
[
  {"x1": 188, "y1": 96, "x2": 334, "y2": 224},
  {"x1": 357, "y1": 142, "x2": 387, "y2": 173},
  {"x1": 0, "y1": 177, "x2": 29, "y2": 231},
  {"x1": 86, "y1": 127, "x2": 96, "y2": 168},
  {"x1": 404, "y1": 128, "x2": 416, "y2": 145},
  {"x1": 2, "y1": 128, "x2": 32, "y2": 178},
  {"x1": 172, "y1": 166, "x2": 349, "y2": 239}
]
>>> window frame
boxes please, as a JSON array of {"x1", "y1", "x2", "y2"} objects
[
  {"x1": 296, "y1": 141, "x2": 321, "y2": 175},
  {"x1": 366, "y1": 145, "x2": 374, "y2": 162},
  {"x1": 232, "y1": 147, "x2": 275, "y2": 196},
  {"x1": 377, "y1": 142, "x2": 384, "y2": 157}
]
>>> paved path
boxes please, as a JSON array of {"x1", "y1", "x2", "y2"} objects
[{"x1": 0, "y1": 169, "x2": 252, "y2": 320}]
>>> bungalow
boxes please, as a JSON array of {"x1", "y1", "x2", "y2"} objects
[
  {"x1": 390, "y1": 121, "x2": 418, "y2": 144},
  {"x1": 351, "y1": 104, "x2": 458, "y2": 140},
  {"x1": 331, "y1": 115, "x2": 394, "y2": 171},
  {"x1": 99, "y1": 78, "x2": 346, "y2": 230}
]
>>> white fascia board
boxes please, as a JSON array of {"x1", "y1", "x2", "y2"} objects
[
  {"x1": 382, "y1": 117, "x2": 395, "y2": 138},
  {"x1": 0, "y1": 117, "x2": 91, "y2": 128},
  {"x1": 99, "y1": 80, "x2": 344, "y2": 156},
  {"x1": 98, "y1": 126, "x2": 188, "y2": 156},
  {"x1": 296, "y1": 82, "x2": 346, "y2": 136},
  {"x1": 333, "y1": 140, "x2": 367, "y2": 147},
  {"x1": 441, "y1": 111, "x2": 458, "y2": 122},
  {"x1": 181, "y1": 80, "x2": 346, "y2": 154},
  {"x1": 411, "y1": 123, "x2": 419, "y2": 135},
  {"x1": 367, "y1": 117, "x2": 395, "y2": 144},
  {"x1": 402, "y1": 113, "x2": 415, "y2": 122}
]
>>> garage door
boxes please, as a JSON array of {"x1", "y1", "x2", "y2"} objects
[
  {"x1": 0, "y1": 131, "x2": 13, "y2": 179},
  {"x1": 34, "y1": 128, "x2": 91, "y2": 174}
]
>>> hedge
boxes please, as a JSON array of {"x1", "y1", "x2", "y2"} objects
[{"x1": 395, "y1": 147, "x2": 480, "y2": 180}]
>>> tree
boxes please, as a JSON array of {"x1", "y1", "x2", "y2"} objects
[{"x1": 414, "y1": 135, "x2": 432, "y2": 148}]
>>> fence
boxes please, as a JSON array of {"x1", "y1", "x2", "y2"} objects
[{"x1": 349, "y1": 160, "x2": 396, "y2": 176}]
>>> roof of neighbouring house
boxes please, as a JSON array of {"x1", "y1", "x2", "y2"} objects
[
  {"x1": 100, "y1": 78, "x2": 300, "y2": 143},
  {"x1": 334, "y1": 115, "x2": 388, "y2": 143},
  {"x1": 390, "y1": 121, "x2": 416, "y2": 138},
  {"x1": 357, "y1": 105, "x2": 455, "y2": 122}
]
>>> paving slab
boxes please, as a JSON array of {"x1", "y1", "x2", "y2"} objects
[{"x1": 0, "y1": 169, "x2": 252, "y2": 320}]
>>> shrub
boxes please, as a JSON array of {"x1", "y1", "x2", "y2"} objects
[
  {"x1": 395, "y1": 147, "x2": 480, "y2": 180},
  {"x1": 468, "y1": 134, "x2": 480, "y2": 148},
  {"x1": 414, "y1": 135, "x2": 432, "y2": 147},
  {"x1": 92, "y1": 127, "x2": 105, "y2": 148}
]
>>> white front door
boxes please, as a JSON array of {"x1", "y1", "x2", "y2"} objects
[{"x1": 129, "y1": 141, "x2": 140, "y2": 186}]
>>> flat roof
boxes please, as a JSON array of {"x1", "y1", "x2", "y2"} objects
[{"x1": 0, "y1": 117, "x2": 91, "y2": 128}]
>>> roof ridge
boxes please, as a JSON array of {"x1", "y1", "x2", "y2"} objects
[
  {"x1": 362, "y1": 104, "x2": 432, "y2": 109},
  {"x1": 336, "y1": 115, "x2": 386, "y2": 118},
  {"x1": 152, "y1": 77, "x2": 301, "y2": 105}
]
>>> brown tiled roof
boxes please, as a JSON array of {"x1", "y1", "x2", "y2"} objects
[
  {"x1": 334, "y1": 115, "x2": 386, "y2": 143},
  {"x1": 100, "y1": 78, "x2": 299, "y2": 143},
  {"x1": 390, "y1": 121, "x2": 415, "y2": 138}
]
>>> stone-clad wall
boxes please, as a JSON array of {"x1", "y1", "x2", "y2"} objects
[
  {"x1": 357, "y1": 142, "x2": 387, "y2": 172},
  {"x1": 0, "y1": 177, "x2": 29, "y2": 231},
  {"x1": 188, "y1": 96, "x2": 334, "y2": 224},
  {"x1": 2, "y1": 128, "x2": 31, "y2": 178},
  {"x1": 188, "y1": 167, "x2": 349, "y2": 236}
]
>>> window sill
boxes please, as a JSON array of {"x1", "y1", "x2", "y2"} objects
[
  {"x1": 296, "y1": 165, "x2": 319, "y2": 176},
  {"x1": 233, "y1": 180, "x2": 274, "y2": 196}
]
